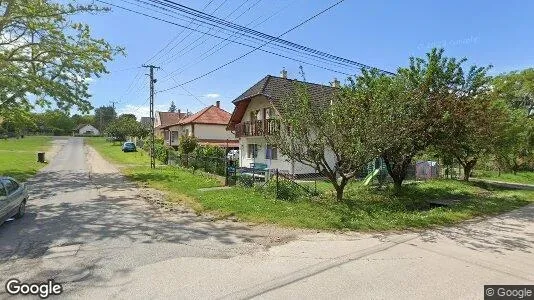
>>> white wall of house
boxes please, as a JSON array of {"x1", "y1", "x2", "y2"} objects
[
  {"x1": 165, "y1": 124, "x2": 232, "y2": 146},
  {"x1": 78, "y1": 125, "x2": 100, "y2": 135},
  {"x1": 194, "y1": 124, "x2": 235, "y2": 140},
  {"x1": 237, "y1": 95, "x2": 337, "y2": 175}
]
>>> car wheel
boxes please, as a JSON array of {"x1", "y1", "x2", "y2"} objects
[{"x1": 15, "y1": 200, "x2": 26, "y2": 219}]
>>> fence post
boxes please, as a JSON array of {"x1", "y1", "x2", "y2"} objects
[
  {"x1": 224, "y1": 157, "x2": 228, "y2": 186},
  {"x1": 276, "y1": 169, "x2": 279, "y2": 199}
]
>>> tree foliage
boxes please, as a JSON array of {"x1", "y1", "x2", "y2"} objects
[
  {"x1": 94, "y1": 105, "x2": 117, "y2": 131},
  {"x1": 0, "y1": 0, "x2": 123, "y2": 117},
  {"x1": 105, "y1": 114, "x2": 148, "y2": 141}
]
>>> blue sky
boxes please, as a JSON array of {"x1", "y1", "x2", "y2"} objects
[{"x1": 80, "y1": 0, "x2": 534, "y2": 119}]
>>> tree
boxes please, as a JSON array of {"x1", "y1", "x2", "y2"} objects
[
  {"x1": 493, "y1": 68, "x2": 534, "y2": 117},
  {"x1": 494, "y1": 108, "x2": 534, "y2": 173},
  {"x1": 36, "y1": 110, "x2": 75, "y2": 135},
  {"x1": 105, "y1": 115, "x2": 148, "y2": 142},
  {"x1": 267, "y1": 77, "x2": 381, "y2": 201},
  {"x1": 94, "y1": 106, "x2": 117, "y2": 131},
  {"x1": 178, "y1": 135, "x2": 197, "y2": 167},
  {"x1": 169, "y1": 101, "x2": 177, "y2": 113},
  {"x1": 377, "y1": 48, "x2": 492, "y2": 187},
  {"x1": 71, "y1": 114, "x2": 95, "y2": 127},
  {"x1": 0, "y1": 0, "x2": 123, "y2": 118}
]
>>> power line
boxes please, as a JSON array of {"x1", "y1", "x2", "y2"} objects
[
  {"x1": 158, "y1": 1, "x2": 301, "y2": 82},
  {"x1": 149, "y1": 0, "x2": 393, "y2": 74},
  {"x1": 157, "y1": 0, "x2": 258, "y2": 66},
  {"x1": 144, "y1": 0, "x2": 215, "y2": 64},
  {"x1": 158, "y1": 0, "x2": 351, "y2": 92},
  {"x1": 151, "y1": 0, "x2": 229, "y2": 65},
  {"x1": 113, "y1": 0, "x2": 374, "y2": 73},
  {"x1": 99, "y1": 0, "x2": 358, "y2": 79}
]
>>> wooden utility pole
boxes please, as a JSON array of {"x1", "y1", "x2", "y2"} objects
[
  {"x1": 109, "y1": 100, "x2": 119, "y2": 110},
  {"x1": 142, "y1": 65, "x2": 159, "y2": 169}
]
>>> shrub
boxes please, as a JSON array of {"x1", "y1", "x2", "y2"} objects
[{"x1": 264, "y1": 178, "x2": 303, "y2": 201}]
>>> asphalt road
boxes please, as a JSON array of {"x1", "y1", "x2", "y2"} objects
[{"x1": 1, "y1": 137, "x2": 533, "y2": 299}]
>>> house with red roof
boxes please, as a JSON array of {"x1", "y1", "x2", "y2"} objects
[
  {"x1": 227, "y1": 71, "x2": 337, "y2": 175},
  {"x1": 160, "y1": 101, "x2": 238, "y2": 148},
  {"x1": 154, "y1": 111, "x2": 186, "y2": 139}
]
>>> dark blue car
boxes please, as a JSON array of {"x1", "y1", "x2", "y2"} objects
[{"x1": 122, "y1": 142, "x2": 137, "y2": 152}]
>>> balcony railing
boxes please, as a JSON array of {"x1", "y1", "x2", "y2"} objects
[{"x1": 235, "y1": 119, "x2": 278, "y2": 138}]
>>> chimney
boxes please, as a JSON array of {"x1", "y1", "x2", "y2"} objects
[
  {"x1": 178, "y1": 109, "x2": 181, "y2": 115},
  {"x1": 331, "y1": 78, "x2": 340, "y2": 88},
  {"x1": 280, "y1": 68, "x2": 287, "y2": 79},
  {"x1": 216, "y1": 100, "x2": 220, "y2": 108}
]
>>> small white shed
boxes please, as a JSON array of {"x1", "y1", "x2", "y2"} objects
[{"x1": 77, "y1": 124, "x2": 100, "y2": 135}]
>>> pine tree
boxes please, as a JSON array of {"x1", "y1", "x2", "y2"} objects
[{"x1": 169, "y1": 101, "x2": 177, "y2": 112}]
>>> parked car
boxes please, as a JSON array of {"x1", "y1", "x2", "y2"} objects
[
  {"x1": 0, "y1": 177, "x2": 28, "y2": 224},
  {"x1": 122, "y1": 142, "x2": 137, "y2": 152}
]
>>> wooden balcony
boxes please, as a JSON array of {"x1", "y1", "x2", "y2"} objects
[{"x1": 235, "y1": 119, "x2": 278, "y2": 138}]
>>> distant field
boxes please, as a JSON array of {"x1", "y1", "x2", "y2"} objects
[
  {"x1": 0, "y1": 136, "x2": 52, "y2": 181},
  {"x1": 84, "y1": 137, "x2": 150, "y2": 166},
  {"x1": 474, "y1": 170, "x2": 534, "y2": 185}
]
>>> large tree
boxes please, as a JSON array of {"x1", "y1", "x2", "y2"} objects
[
  {"x1": 94, "y1": 105, "x2": 116, "y2": 131},
  {"x1": 105, "y1": 114, "x2": 148, "y2": 142},
  {"x1": 0, "y1": 0, "x2": 123, "y2": 117},
  {"x1": 493, "y1": 68, "x2": 534, "y2": 117},
  {"x1": 267, "y1": 78, "x2": 382, "y2": 201},
  {"x1": 378, "y1": 48, "x2": 492, "y2": 187}
]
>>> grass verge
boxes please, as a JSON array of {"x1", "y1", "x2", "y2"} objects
[
  {"x1": 473, "y1": 170, "x2": 534, "y2": 185},
  {"x1": 0, "y1": 136, "x2": 52, "y2": 181},
  {"x1": 89, "y1": 137, "x2": 534, "y2": 231}
]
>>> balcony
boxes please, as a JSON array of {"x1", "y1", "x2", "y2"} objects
[{"x1": 235, "y1": 119, "x2": 278, "y2": 138}]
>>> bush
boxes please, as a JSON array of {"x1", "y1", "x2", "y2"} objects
[
  {"x1": 264, "y1": 178, "x2": 303, "y2": 201},
  {"x1": 237, "y1": 174, "x2": 255, "y2": 187}
]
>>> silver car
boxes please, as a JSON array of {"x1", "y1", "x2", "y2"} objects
[{"x1": 0, "y1": 177, "x2": 28, "y2": 224}]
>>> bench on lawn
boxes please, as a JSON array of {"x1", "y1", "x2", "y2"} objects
[{"x1": 239, "y1": 163, "x2": 270, "y2": 181}]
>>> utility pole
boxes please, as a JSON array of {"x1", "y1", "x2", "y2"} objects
[
  {"x1": 142, "y1": 64, "x2": 160, "y2": 169},
  {"x1": 109, "y1": 100, "x2": 119, "y2": 110}
]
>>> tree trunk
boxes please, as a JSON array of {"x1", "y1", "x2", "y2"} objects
[
  {"x1": 382, "y1": 155, "x2": 411, "y2": 193},
  {"x1": 462, "y1": 159, "x2": 477, "y2": 181},
  {"x1": 333, "y1": 177, "x2": 348, "y2": 202}
]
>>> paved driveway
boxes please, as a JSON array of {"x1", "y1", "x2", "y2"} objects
[{"x1": 0, "y1": 137, "x2": 532, "y2": 299}]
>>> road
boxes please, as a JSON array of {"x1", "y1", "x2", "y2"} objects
[{"x1": 1, "y1": 137, "x2": 533, "y2": 299}]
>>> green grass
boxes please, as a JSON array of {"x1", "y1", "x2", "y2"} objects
[
  {"x1": 85, "y1": 137, "x2": 150, "y2": 165},
  {"x1": 89, "y1": 137, "x2": 534, "y2": 231},
  {"x1": 473, "y1": 170, "x2": 534, "y2": 185},
  {"x1": 0, "y1": 136, "x2": 52, "y2": 181}
]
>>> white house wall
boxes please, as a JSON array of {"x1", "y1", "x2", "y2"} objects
[
  {"x1": 194, "y1": 124, "x2": 235, "y2": 140},
  {"x1": 238, "y1": 95, "x2": 337, "y2": 175}
]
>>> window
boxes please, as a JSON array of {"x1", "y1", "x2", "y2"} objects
[
  {"x1": 247, "y1": 144, "x2": 258, "y2": 158},
  {"x1": 1, "y1": 179, "x2": 17, "y2": 195},
  {"x1": 264, "y1": 107, "x2": 275, "y2": 120},
  {"x1": 266, "y1": 144, "x2": 278, "y2": 160},
  {"x1": 0, "y1": 182, "x2": 6, "y2": 197},
  {"x1": 250, "y1": 110, "x2": 260, "y2": 122}
]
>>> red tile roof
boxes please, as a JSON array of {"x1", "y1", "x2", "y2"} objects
[
  {"x1": 179, "y1": 105, "x2": 231, "y2": 126},
  {"x1": 158, "y1": 112, "x2": 185, "y2": 127}
]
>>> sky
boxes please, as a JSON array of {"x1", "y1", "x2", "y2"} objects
[{"x1": 76, "y1": 0, "x2": 534, "y2": 119}]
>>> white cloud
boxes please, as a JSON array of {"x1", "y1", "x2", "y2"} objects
[{"x1": 204, "y1": 93, "x2": 220, "y2": 98}]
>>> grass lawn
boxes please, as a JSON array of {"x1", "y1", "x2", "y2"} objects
[
  {"x1": 89, "y1": 138, "x2": 534, "y2": 231},
  {"x1": 473, "y1": 170, "x2": 534, "y2": 185},
  {"x1": 85, "y1": 137, "x2": 150, "y2": 165},
  {"x1": 0, "y1": 136, "x2": 52, "y2": 181}
]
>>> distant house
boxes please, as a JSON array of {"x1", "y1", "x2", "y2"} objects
[
  {"x1": 140, "y1": 117, "x2": 151, "y2": 127},
  {"x1": 227, "y1": 72, "x2": 337, "y2": 175},
  {"x1": 161, "y1": 101, "x2": 238, "y2": 148},
  {"x1": 76, "y1": 124, "x2": 100, "y2": 135},
  {"x1": 154, "y1": 111, "x2": 186, "y2": 138}
]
